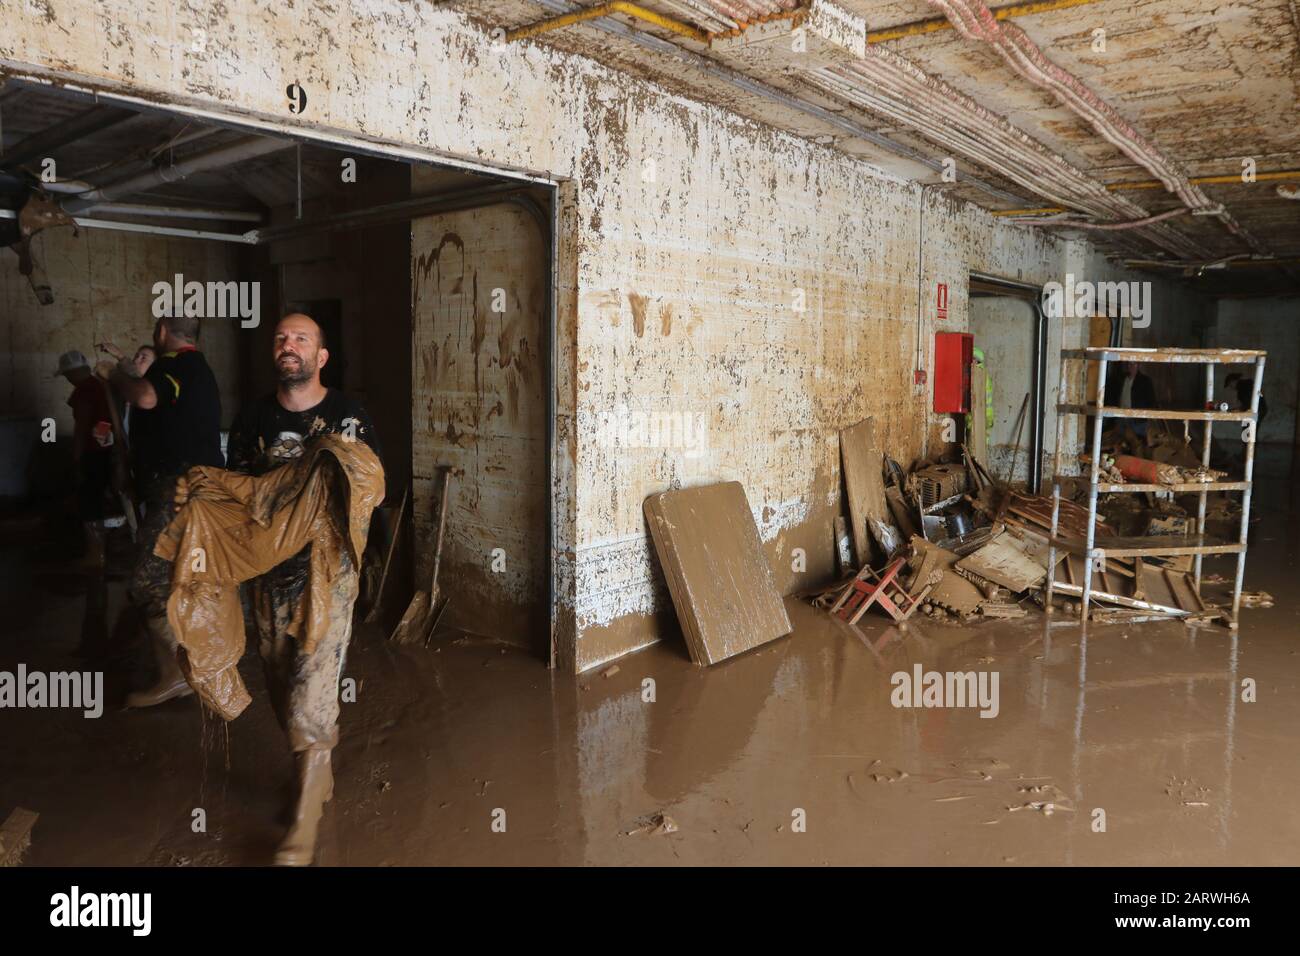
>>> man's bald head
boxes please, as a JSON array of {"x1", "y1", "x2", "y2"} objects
[{"x1": 273, "y1": 312, "x2": 329, "y2": 389}]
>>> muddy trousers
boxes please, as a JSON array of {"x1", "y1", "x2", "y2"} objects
[
  {"x1": 129, "y1": 476, "x2": 182, "y2": 649},
  {"x1": 251, "y1": 550, "x2": 358, "y2": 753}
]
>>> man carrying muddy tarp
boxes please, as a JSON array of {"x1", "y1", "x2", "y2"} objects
[
  {"x1": 111, "y1": 315, "x2": 224, "y2": 707},
  {"x1": 224, "y1": 312, "x2": 380, "y2": 866}
]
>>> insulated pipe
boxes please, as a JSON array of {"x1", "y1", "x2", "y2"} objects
[
  {"x1": 864, "y1": 0, "x2": 1106, "y2": 44},
  {"x1": 1012, "y1": 208, "x2": 1190, "y2": 230},
  {"x1": 807, "y1": 52, "x2": 1208, "y2": 258},
  {"x1": 926, "y1": 0, "x2": 1269, "y2": 255},
  {"x1": 528, "y1": 0, "x2": 1031, "y2": 208},
  {"x1": 89, "y1": 202, "x2": 264, "y2": 222},
  {"x1": 63, "y1": 135, "x2": 295, "y2": 214},
  {"x1": 993, "y1": 169, "x2": 1300, "y2": 217}
]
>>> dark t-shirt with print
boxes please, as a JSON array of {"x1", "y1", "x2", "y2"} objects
[
  {"x1": 226, "y1": 389, "x2": 380, "y2": 591},
  {"x1": 225, "y1": 388, "x2": 380, "y2": 477}
]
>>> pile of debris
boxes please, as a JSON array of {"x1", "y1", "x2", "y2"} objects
[{"x1": 806, "y1": 417, "x2": 1247, "y2": 629}]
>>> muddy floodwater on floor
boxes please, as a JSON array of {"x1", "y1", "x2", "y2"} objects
[{"x1": 2, "y1": 471, "x2": 1298, "y2": 866}]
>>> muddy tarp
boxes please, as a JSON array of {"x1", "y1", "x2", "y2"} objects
[{"x1": 154, "y1": 435, "x2": 385, "y2": 720}]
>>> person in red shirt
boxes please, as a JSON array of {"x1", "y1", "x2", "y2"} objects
[{"x1": 55, "y1": 350, "x2": 114, "y2": 570}]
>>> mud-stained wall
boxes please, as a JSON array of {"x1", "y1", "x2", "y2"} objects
[
  {"x1": 0, "y1": 227, "x2": 241, "y2": 434},
  {"x1": 0, "y1": 0, "x2": 1190, "y2": 670},
  {"x1": 411, "y1": 198, "x2": 548, "y2": 652}
]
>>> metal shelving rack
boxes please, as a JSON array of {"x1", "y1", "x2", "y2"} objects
[{"x1": 1045, "y1": 347, "x2": 1266, "y2": 627}]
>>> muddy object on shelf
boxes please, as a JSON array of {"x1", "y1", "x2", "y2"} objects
[{"x1": 644, "y1": 481, "x2": 792, "y2": 666}]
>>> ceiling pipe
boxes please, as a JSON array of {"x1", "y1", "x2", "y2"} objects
[
  {"x1": 0, "y1": 105, "x2": 137, "y2": 169},
  {"x1": 1124, "y1": 256, "x2": 1300, "y2": 271},
  {"x1": 1011, "y1": 208, "x2": 1191, "y2": 230},
  {"x1": 0, "y1": 207, "x2": 254, "y2": 244},
  {"x1": 800, "y1": 9, "x2": 1207, "y2": 258},
  {"x1": 62, "y1": 135, "x2": 295, "y2": 214},
  {"x1": 246, "y1": 181, "x2": 532, "y2": 244},
  {"x1": 90, "y1": 202, "x2": 264, "y2": 222},
  {"x1": 526, "y1": 0, "x2": 1032, "y2": 208},
  {"x1": 864, "y1": 0, "x2": 1105, "y2": 44},
  {"x1": 506, "y1": 2, "x2": 711, "y2": 43},
  {"x1": 993, "y1": 169, "x2": 1300, "y2": 216},
  {"x1": 924, "y1": 0, "x2": 1269, "y2": 255}
]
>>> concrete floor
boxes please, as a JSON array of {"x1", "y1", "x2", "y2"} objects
[{"x1": 3, "y1": 459, "x2": 1298, "y2": 867}]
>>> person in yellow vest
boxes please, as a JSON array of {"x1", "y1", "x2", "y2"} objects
[{"x1": 966, "y1": 347, "x2": 994, "y2": 454}]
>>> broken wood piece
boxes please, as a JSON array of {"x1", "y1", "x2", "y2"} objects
[
  {"x1": 840, "y1": 418, "x2": 903, "y2": 564},
  {"x1": 391, "y1": 468, "x2": 453, "y2": 645},
  {"x1": 885, "y1": 485, "x2": 920, "y2": 541},
  {"x1": 364, "y1": 482, "x2": 409, "y2": 624},
  {"x1": 955, "y1": 531, "x2": 1046, "y2": 593},
  {"x1": 0, "y1": 807, "x2": 37, "y2": 867}
]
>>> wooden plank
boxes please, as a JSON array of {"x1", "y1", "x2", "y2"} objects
[
  {"x1": 644, "y1": 482, "x2": 792, "y2": 667},
  {"x1": 1062, "y1": 347, "x2": 1266, "y2": 363},
  {"x1": 840, "y1": 419, "x2": 902, "y2": 565},
  {"x1": 1057, "y1": 403, "x2": 1253, "y2": 422},
  {"x1": 885, "y1": 486, "x2": 919, "y2": 541}
]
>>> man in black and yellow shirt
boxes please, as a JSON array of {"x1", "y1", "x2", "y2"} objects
[{"x1": 109, "y1": 313, "x2": 223, "y2": 708}]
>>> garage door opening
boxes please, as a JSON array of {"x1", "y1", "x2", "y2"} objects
[{"x1": 0, "y1": 81, "x2": 558, "y2": 664}]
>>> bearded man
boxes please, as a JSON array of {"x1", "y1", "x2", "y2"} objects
[{"x1": 226, "y1": 312, "x2": 380, "y2": 865}]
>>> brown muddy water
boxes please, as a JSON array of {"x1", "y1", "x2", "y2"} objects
[{"x1": 2, "y1": 469, "x2": 1298, "y2": 866}]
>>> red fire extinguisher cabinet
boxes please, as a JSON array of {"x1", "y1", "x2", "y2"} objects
[{"x1": 933, "y1": 332, "x2": 973, "y2": 413}]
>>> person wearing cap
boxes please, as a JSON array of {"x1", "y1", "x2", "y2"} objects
[
  {"x1": 966, "y1": 348, "x2": 995, "y2": 459},
  {"x1": 106, "y1": 314, "x2": 223, "y2": 708},
  {"x1": 54, "y1": 349, "x2": 115, "y2": 570}
]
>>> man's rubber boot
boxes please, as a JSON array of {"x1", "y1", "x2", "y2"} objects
[
  {"x1": 274, "y1": 748, "x2": 334, "y2": 866},
  {"x1": 125, "y1": 616, "x2": 194, "y2": 708}
]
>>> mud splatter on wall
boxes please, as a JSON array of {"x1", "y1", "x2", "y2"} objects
[
  {"x1": 411, "y1": 193, "x2": 548, "y2": 653},
  {"x1": 0, "y1": 0, "x2": 1196, "y2": 671}
]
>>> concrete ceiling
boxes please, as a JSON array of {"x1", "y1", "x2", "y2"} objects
[{"x1": 457, "y1": 0, "x2": 1300, "y2": 292}]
